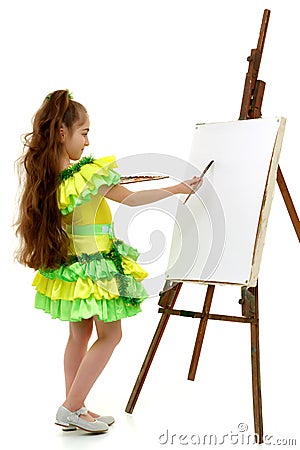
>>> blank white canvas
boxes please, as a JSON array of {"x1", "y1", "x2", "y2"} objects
[{"x1": 166, "y1": 117, "x2": 286, "y2": 286}]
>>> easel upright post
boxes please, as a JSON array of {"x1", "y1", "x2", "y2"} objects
[
  {"x1": 239, "y1": 9, "x2": 270, "y2": 120},
  {"x1": 249, "y1": 284, "x2": 263, "y2": 442},
  {"x1": 238, "y1": 9, "x2": 272, "y2": 442}
]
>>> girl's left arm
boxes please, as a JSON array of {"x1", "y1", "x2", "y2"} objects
[{"x1": 98, "y1": 176, "x2": 203, "y2": 206}]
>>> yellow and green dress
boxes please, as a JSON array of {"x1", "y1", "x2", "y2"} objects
[{"x1": 33, "y1": 155, "x2": 148, "y2": 322}]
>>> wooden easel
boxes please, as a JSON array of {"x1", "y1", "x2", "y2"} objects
[{"x1": 125, "y1": 9, "x2": 300, "y2": 444}]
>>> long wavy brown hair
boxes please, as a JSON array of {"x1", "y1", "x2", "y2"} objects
[{"x1": 15, "y1": 90, "x2": 88, "y2": 269}]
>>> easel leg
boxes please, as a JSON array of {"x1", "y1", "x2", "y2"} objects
[
  {"x1": 250, "y1": 285, "x2": 263, "y2": 443},
  {"x1": 277, "y1": 165, "x2": 300, "y2": 241},
  {"x1": 188, "y1": 285, "x2": 215, "y2": 381},
  {"x1": 125, "y1": 282, "x2": 182, "y2": 413}
]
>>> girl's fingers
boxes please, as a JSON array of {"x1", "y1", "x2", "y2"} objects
[{"x1": 190, "y1": 177, "x2": 202, "y2": 186}]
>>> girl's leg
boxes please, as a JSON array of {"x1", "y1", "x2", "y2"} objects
[
  {"x1": 63, "y1": 318, "x2": 122, "y2": 412},
  {"x1": 64, "y1": 318, "x2": 94, "y2": 396}
]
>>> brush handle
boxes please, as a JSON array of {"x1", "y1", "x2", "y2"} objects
[
  {"x1": 184, "y1": 160, "x2": 214, "y2": 204},
  {"x1": 200, "y1": 159, "x2": 214, "y2": 178}
]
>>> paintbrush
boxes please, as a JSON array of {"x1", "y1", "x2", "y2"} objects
[{"x1": 184, "y1": 160, "x2": 214, "y2": 204}]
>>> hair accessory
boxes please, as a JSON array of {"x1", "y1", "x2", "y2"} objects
[{"x1": 45, "y1": 90, "x2": 73, "y2": 102}]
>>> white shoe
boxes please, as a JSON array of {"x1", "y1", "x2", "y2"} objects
[
  {"x1": 95, "y1": 415, "x2": 115, "y2": 426},
  {"x1": 62, "y1": 409, "x2": 115, "y2": 431},
  {"x1": 56, "y1": 406, "x2": 109, "y2": 433}
]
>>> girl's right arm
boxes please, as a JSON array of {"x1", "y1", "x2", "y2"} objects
[{"x1": 98, "y1": 176, "x2": 203, "y2": 206}]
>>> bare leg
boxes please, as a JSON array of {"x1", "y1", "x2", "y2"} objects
[
  {"x1": 64, "y1": 318, "x2": 94, "y2": 396},
  {"x1": 63, "y1": 318, "x2": 122, "y2": 412}
]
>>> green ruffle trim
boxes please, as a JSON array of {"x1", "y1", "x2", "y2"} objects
[
  {"x1": 40, "y1": 257, "x2": 118, "y2": 281},
  {"x1": 58, "y1": 155, "x2": 120, "y2": 215},
  {"x1": 59, "y1": 156, "x2": 95, "y2": 181},
  {"x1": 35, "y1": 292, "x2": 143, "y2": 323},
  {"x1": 39, "y1": 240, "x2": 143, "y2": 305}
]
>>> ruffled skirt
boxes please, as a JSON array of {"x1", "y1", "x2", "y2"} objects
[{"x1": 33, "y1": 239, "x2": 148, "y2": 322}]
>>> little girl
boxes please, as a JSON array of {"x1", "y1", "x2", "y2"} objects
[{"x1": 15, "y1": 89, "x2": 202, "y2": 433}]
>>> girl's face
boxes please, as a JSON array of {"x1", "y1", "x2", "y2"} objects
[{"x1": 61, "y1": 115, "x2": 90, "y2": 161}]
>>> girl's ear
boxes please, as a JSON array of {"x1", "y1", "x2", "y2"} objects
[{"x1": 60, "y1": 127, "x2": 65, "y2": 142}]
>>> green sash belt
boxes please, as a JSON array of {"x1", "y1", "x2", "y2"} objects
[{"x1": 66, "y1": 223, "x2": 115, "y2": 238}]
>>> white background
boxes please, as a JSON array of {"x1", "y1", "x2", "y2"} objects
[{"x1": 1, "y1": 1, "x2": 299, "y2": 449}]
